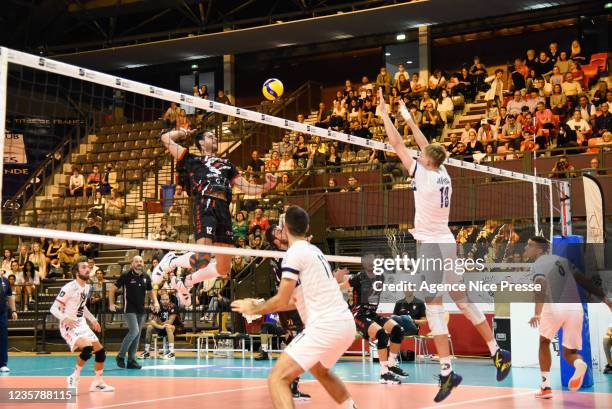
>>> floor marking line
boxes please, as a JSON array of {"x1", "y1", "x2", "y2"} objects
[
  {"x1": 84, "y1": 384, "x2": 269, "y2": 409},
  {"x1": 418, "y1": 390, "x2": 535, "y2": 409}
]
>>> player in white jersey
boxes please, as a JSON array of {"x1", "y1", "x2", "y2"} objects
[
  {"x1": 232, "y1": 206, "x2": 357, "y2": 409},
  {"x1": 526, "y1": 236, "x2": 612, "y2": 398},
  {"x1": 378, "y1": 88, "x2": 511, "y2": 402},
  {"x1": 50, "y1": 259, "x2": 114, "y2": 394}
]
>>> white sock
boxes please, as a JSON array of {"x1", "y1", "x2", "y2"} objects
[
  {"x1": 440, "y1": 356, "x2": 452, "y2": 376},
  {"x1": 169, "y1": 252, "x2": 194, "y2": 270},
  {"x1": 169, "y1": 343, "x2": 175, "y2": 353},
  {"x1": 541, "y1": 371, "x2": 551, "y2": 388},
  {"x1": 95, "y1": 369, "x2": 103, "y2": 382},
  {"x1": 342, "y1": 398, "x2": 357, "y2": 408},
  {"x1": 389, "y1": 352, "x2": 398, "y2": 367},
  {"x1": 72, "y1": 365, "x2": 83, "y2": 378},
  {"x1": 380, "y1": 361, "x2": 389, "y2": 375},
  {"x1": 144, "y1": 344, "x2": 150, "y2": 352},
  {"x1": 186, "y1": 262, "x2": 219, "y2": 287},
  {"x1": 487, "y1": 339, "x2": 500, "y2": 356}
]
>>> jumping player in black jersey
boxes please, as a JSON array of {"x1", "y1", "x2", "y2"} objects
[
  {"x1": 152, "y1": 128, "x2": 277, "y2": 305},
  {"x1": 265, "y1": 224, "x2": 311, "y2": 401},
  {"x1": 336, "y1": 254, "x2": 408, "y2": 384}
]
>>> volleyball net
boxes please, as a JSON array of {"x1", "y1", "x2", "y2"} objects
[{"x1": 0, "y1": 46, "x2": 570, "y2": 280}]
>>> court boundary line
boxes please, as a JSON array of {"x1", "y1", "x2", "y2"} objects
[{"x1": 418, "y1": 391, "x2": 536, "y2": 409}]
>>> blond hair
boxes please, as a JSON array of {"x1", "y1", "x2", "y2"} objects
[{"x1": 424, "y1": 144, "x2": 447, "y2": 168}]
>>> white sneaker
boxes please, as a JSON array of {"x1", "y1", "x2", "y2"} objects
[
  {"x1": 90, "y1": 381, "x2": 115, "y2": 392},
  {"x1": 153, "y1": 252, "x2": 178, "y2": 280},
  {"x1": 67, "y1": 374, "x2": 78, "y2": 393},
  {"x1": 0, "y1": 366, "x2": 10, "y2": 373},
  {"x1": 171, "y1": 276, "x2": 192, "y2": 307}
]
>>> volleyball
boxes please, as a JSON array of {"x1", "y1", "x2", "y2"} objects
[{"x1": 262, "y1": 78, "x2": 284, "y2": 101}]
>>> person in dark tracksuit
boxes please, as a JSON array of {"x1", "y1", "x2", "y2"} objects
[{"x1": 0, "y1": 274, "x2": 18, "y2": 372}]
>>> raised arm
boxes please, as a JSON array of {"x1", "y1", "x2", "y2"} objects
[
  {"x1": 160, "y1": 129, "x2": 193, "y2": 160},
  {"x1": 397, "y1": 98, "x2": 430, "y2": 151},
  {"x1": 233, "y1": 174, "x2": 277, "y2": 195},
  {"x1": 377, "y1": 88, "x2": 414, "y2": 172}
]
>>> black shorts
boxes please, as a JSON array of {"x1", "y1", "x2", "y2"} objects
[
  {"x1": 194, "y1": 196, "x2": 234, "y2": 244},
  {"x1": 353, "y1": 310, "x2": 389, "y2": 339},
  {"x1": 278, "y1": 310, "x2": 304, "y2": 333}
]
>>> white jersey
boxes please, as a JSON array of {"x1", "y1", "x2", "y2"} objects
[
  {"x1": 530, "y1": 254, "x2": 582, "y2": 311},
  {"x1": 281, "y1": 240, "x2": 352, "y2": 326},
  {"x1": 55, "y1": 280, "x2": 90, "y2": 319},
  {"x1": 409, "y1": 160, "x2": 454, "y2": 242}
]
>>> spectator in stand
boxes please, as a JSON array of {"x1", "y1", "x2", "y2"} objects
[
  {"x1": 79, "y1": 215, "x2": 101, "y2": 259},
  {"x1": 507, "y1": 91, "x2": 526, "y2": 116},
  {"x1": 548, "y1": 42, "x2": 560, "y2": 63},
  {"x1": 45, "y1": 238, "x2": 63, "y2": 266},
  {"x1": 409, "y1": 73, "x2": 425, "y2": 100},
  {"x1": 520, "y1": 130, "x2": 539, "y2": 153},
  {"x1": 607, "y1": 90, "x2": 612, "y2": 106},
  {"x1": 482, "y1": 143, "x2": 496, "y2": 162},
  {"x1": 478, "y1": 119, "x2": 498, "y2": 144},
  {"x1": 28, "y1": 242, "x2": 47, "y2": 280},
  {"x1": 8, "y1": 261, "x2": 21, "y2": 302},
  {"x1": 470, "y1": 58, "x2": 488, "y2": 92},
  {"x1": 534, "y1": 77, "x2": 552, "y2": 98},
  {"x1": 90, "y1": 190, "x2": 106, "y2": 219},
  {"x1": 307, "y1": 142, "x2": 327, "y2": 173},
  {"x1": 555, "y1": 51, "x2": 571, "y2": 75},
  {"x1": 68, "y1": 167, "x2": 85, "y2": 197},
  {"x1": 525, "y1": 89, "x2": 545, "y2": 113},
  {"x1": 326, "y1": 144, "x2": 341, "y2": 172},
  {"x1": 106, "y1": 189, "x2": 123, "y2": 219},
  {"x1": 534, "y1": 102, "x2": 554, "y2": 146},
  {"x1": 333, "y1": 90, "x2": 346, "y2": 106},
  {"x1": 330, "y1": 100, "x2": 346, "y2": 131},
  {"x1": 58, "y1": 240, "x2": 79, "y2": 273},
  {"x1": 215, "y1": 89, "x2": 231, "y2": 105},
  {"x1": 275, "y1": 173, "x2": 291, "y2": 192},
  {"x1": 296, "y1": 113, "x2": 305, "y2": 124},
  {"x1": 247, "y1": 150, "x2": 265, "y2": 175},
  {"x1": 341, "y1": 176, "x2": 361, "y2": 192},
  {"x1": 168, "y1": 184, "x2": 188, "y2": 216},
  {"x1": 19, "y1": 261, "x2": 39, "y2": 310},
  {"x1": 428, "y1": 69, "x2": 446, "y2": 98},
  {"x1": 484, "y1": 68, "x2": 504, "y2": 109},
  {"x1": 396, "y1": 74, "x2": 411, "y2": 98},
  {"x1": 582, "y1": 157, "x2": 606, "y2": 176},
  {"x1": 592, "y1": 81, "x2": 608, "y2": 107},
  {"x1": 598, "y1": 131, "x2": 612, "y2": 151},
  {"x1": 163, "y1": 102, "x2": 179, "y2": 129},
  {"x1": 454, "y1": 67, "x2": 474, "y2": 100},
  {"x1": 501, "y1": 115, "x2": 523, "y2": 150},
  {"x1": 153, "y1": 216, "x2": 177, "y2": 241},
  {"x1": 86, "y1": 165, "x2": 101, "y2": 197},
  {"x1": 437, "y1": 90, "x2": 454, "y2": 127},
  {"x1": 311, "y1": 135, "x2": 328, "y2": 154},
  {"x1": 460, "y1": 122, "x2": 476, "y2": 144},
  {"x1": 566, "y1": 109, "x2": 592, "y2": 145},
  {"x1": 419, "y1": 91, "x2": 437, "y2": 111},
  {"x1": 266, "y1": 151, "x2": 280, "y2": 172},
  {"x1": 87, "y1": 257, "x2": 101, "y2": 279},
  {"x1": 496, "y1": 106, "x2": 509, "y2": 129},
  {"x1": 278, "y1": 152, "x2": 295, "y2": 172},
  {"x1": 406, "y1": 103, "x2": 422, "y2": 130},
  {"x1": 199, "y1": 84, "x2": 209, "y2": 99},
  {"x1": 375, "y1": 67, "x2": 392, "y2": 94},
  {"x1": 550, "y1": 84, "x2": 568, "y2": 115},
  {"x1": 314, "y1": 102, "x2": 331, "y2": 128},
  {"x1": 232, "y1": 212, "x2": 248, "y2": 240},
  {"x1": 391, "y1": 290, "x2": 426, "y2": 336},
  {"x1": 561, "y1": 72, "x2": 582, "y2": 102},
  {"x1": 549, "y1": 66, "x2": 564, "y2": 87},
  {"x1": 569, "y1": 40, "x2": 586, "y2": 65},
  {"x1": 99, "y1": 163, "x2": 117, "y2": 195},
  {"x1": 535, "y1": 51, "x2": 553, "y2": 80},
  {"x1": 249, "y1": 208, "x2": 270, "y2": 232},
  {"x1": 1, "y1": 250, "x2": 14, "y2": 276},
  {"x1": 577, "y1": 95, "x2": 596, "y2": 122},
  {"x1": 466, "y1": 129, "x2": 485, "y2": 154},
  {"x1": 420, "y1": 102, "x2": 440, "y2": 142},
  {"x1": 89, "y1": 269, "x2": 107, "y2": 318},
  {"x1": 389, "y1": 87, "x2": 402, "y2": 107},
  {"x1": 550, "y1": 155, "x2": 576, "y2": 179},
  {"x1": 362, "y1": 98, "x2": 376, "y2": 128},
  {"x1": 593, "y1": 103, "x2": 612, "y2": 137},
  {"x1": 525, "y1": 49, "x2": 537, "y2": 70},
  {"x1": 278, "y1": 134, "x2": 295, "y2": 157},
  {"x1": 393, "y1": 64, "x2": 409, "y2": 83},
  {"x1": 17, "y1": 245, "x2": 29, "y2": 270},
  {"x1": 359, "y1": 76, "x2": 373, "y2": 100},
  {"x1": 453, "y1": 142, "x2": 468, "y2": 158},
  {"x1": 343, "y1": 79, "x2": 353, "y2": 96},
  {"x1": 525, "y1": 68, "x2": 537, "y2": 91},
  {"x1": 447, "y1": 135, "x2": 460, "y2": 155},
  {"x1": 326, "y1": 178, "x2": 341, "y2": 193},
  {"x1": 511, "y1": 58, "x2": 527, "y2": 92},
  {"x1": 176, "y1": 108, "x2": 190, "y2": 130},
  {"x1": 293, "y1": 134, "x2": 309, "y2": 168}
]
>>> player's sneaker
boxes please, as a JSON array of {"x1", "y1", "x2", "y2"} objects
[
  {"x1": 162, "y1": 352, "x2": 175, "y2": 360},
  {"x1": 434, "y1": 371, "x2": 462, "y2": 402},
  {"x1": 568, "y1": 360, "x2": 587, "y2": 391},
  {"x1": 153, "y1": 252, "x2": 178, "y2": 282},
  {"x1": 388, "y1": 365, "x2": 409, "y2": 377},
  {"x1": 380, "y1": 372, "x2": 402, "y2": 384},
  {"x1": 67, "y1": 374, "x2": 78, "y2": 393},
  {"x1": 535, "y1": 387, "x2": 553, "y2": 399},
  {"x1": 170, "y1": 276, "x2": 192, "y2": 308},
  {"x1": 290, "y1": 379, "x2": 311, "y2": 400},
  {"x1": 90, "y1": 381, "x2": 115, "y2": 392},
  {"x1": 493, "y1": 349, "x2": 512, "y2": 381},
  {"x1": 254, "y1": 350, "x2": 269, "y2": 361},
  {"x1": 604, "y1": 364, "x2": 612, "y2": 375},
  {"x1": 138, "y1": 351, "x2": 150, "y2": 360}
]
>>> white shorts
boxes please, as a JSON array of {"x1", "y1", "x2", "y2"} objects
[
  {"x1": 413, "y1": 242, "x2": 462, "y2": 301},
  {"x1": 285, "y1": 317, "x2": 356, "y2": 371},
  {"x1": 60, "y1": 317, "x2": 99, "y2": 352},
  {"x1": 540, "y1": 308, "x2": 584, "y2": 350}
]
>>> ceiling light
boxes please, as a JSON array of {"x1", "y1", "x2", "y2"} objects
[
  {"x1": 605, "y1": 2, "x2": 612, "y2": 8},
  {"x1": 385, "y1": 52, "x2": 391, "y2": 56},
  {"x1": 406, "y1": 60, "x2": 413, "y2": 64},
  {"x1": 191, "y1": 64, "x2": 199, "y2": 70},
  {"x1": 396, "y1": 33, "x2": 406, "y2": 41}
]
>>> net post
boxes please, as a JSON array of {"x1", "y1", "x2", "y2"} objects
[{"x1": 0, "y1": 47, "x2": 9, "y2": 223}]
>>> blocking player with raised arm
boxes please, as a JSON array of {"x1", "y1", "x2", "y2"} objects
[
  {"x1": 232, "y1": 206, "x2": 358, "y2": 409},
  {"x1": 153, "y1": 128, "x2": 277, "y2": 306},
  {"x1": 377, "y1": 88, "x2": 511, "y2": 402},
  {"x1": 265, "y1": 224, "x2": 311, "y2": 401},
  {"x1": 50, "y1": 259, "x2": 114, "y2": 393},
  {"x1": 525, "y1": 236, "x2": 612, "y2": 399},
  {"x1": 336, "y1": 254, "x2": 408, "y2": 384}
]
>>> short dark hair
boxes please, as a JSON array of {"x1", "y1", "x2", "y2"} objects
[
  {"x1": 529, "y1": 236, "x2": 550, "y2": 252},
  {"x1": 285, "y1": 205, "x2": 309, "y2": 236},
  {"x1": 71, "y1": 257, "x2": 88, "y2": 276}
]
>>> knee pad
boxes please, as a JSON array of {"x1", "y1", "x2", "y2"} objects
[
  {"x1": 79, "y1": 346, "x2": 93, "y2": 361},
  {"x1": 189, "y1": 252, "x2": 211, "y2": 271},
  {"x1": 456, "y1": 302, "x2": 486, "y2": 325},
  {"x1": 94, "y1": 348, "x2": 106, "y2": 363},
  {"x1": 376, "y1": 329, "x2": 389, "y2": 350},
  {"x1": 425, "y1": 304, "x2": 448, "y2": 336},
  {"x1": 390, "y1": 324, "x2": 403, "y2": 344}
]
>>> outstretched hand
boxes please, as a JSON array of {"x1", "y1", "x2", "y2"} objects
[
  {"x1": 398, "y1": 99, "x2": 414, "y2": 125},
  {"x1": 231, "y1": 298, "x2": 259, "y2": 315},
  {"x1": 377, "y1": 88, "x2": 388, "y2": 116}
]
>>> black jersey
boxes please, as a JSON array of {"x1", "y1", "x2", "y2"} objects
[
  {"x1": 270, "y1": 256, "x2": 303, "y2": 331},
  {"x1": 155, "y1": 302, "x2": 182, "y2": 327},
  {"x1": 178, "y1": 151, "x2": 239, "y2": 202},
  {"x1": 348, "y1": 272, "x2": 384, "y2": 315}
]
